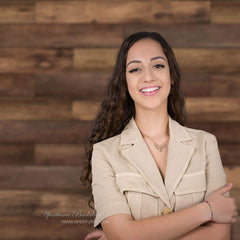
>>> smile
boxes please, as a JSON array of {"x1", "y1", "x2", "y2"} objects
[{"x1": 140, "y1": 86, "x2": 160, "y2": 96}]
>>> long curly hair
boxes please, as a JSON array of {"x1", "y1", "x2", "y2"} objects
[{"x1": 81, "y1": 32, "x2": 186, "y2": 207}]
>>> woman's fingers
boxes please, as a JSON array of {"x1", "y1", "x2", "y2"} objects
[
  {"x1": 84, "y1": 230, "x2": 104, "y2": 240},
  {"x1": 234, "y1": 210, "x2": 238, "y2": 217},
  {"x1": 216, "y1": 183, "x2": 233, "y2": 195},
  {"x1": 99, "y1": 233, "x2": 108, "y2": 240}
]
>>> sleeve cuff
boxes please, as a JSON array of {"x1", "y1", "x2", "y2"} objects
[{"x1": 94, "y1": 201, "x2": 131, "y2": 228}]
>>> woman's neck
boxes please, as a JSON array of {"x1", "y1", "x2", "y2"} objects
[{"x1": 135, "y1": 108, "x2": 169, "y2": 140}]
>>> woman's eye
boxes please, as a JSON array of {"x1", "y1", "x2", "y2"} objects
[
  {"x1": 128, "y1": 68, "x2": 140, "y2": 73},
  {"x1": 154, "y1": 64, "x2": 165, "y2": 69}
]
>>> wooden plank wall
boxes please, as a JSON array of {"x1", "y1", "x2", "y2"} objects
[{"x1": 0, "y1": 1, "x2": 239, "y2": 239}]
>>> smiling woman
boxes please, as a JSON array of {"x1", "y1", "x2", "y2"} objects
[
  {"x1": 82, "y1": 32, "x2": 237, "y2": 240},
  {"x1": 126, "y1": 39, "x2": 171, "y2": 113}
]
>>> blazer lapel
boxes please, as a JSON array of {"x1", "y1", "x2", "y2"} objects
[
  {"x1": 165, "y1": 117, "x2": 195, "y2": 199},
  {"x1": 120, "y1": 118, "x2": 171, "y2": 208}
]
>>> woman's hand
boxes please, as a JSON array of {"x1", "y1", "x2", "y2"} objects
[
  {"x1": 84, "y1": 230, "x2": 108, "y2": 240},
  {"x1": 206, "y1": 183, "x2": 238, "y2": 223}
]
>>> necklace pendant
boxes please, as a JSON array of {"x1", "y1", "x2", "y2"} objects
[{"x1": 154, "y1": 142, "x2": 166, "y2": 152}]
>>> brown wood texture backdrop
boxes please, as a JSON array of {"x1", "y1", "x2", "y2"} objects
[{"x1": 0, "y1": 1, "x2": 239, "y2": 239}]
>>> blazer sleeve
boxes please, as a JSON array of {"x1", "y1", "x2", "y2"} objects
[
  {"x1": 91, "y1": 144, "x2": 131, "y2": 228},
  {"x1": 204, "y1": 134, "x2": 228, "y2": 199}
]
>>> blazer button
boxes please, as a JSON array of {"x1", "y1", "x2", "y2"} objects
[{"x1": 161, "y1": 207, "x2": 172, "y2": 215}]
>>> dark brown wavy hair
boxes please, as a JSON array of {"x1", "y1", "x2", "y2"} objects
[{"x1": 81, "y1": 32, "x2": 186, "y2": 207}]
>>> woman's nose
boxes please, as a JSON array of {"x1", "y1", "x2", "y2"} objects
[{"x1": 143, "y1": 68, "x2": 154, "y2": 82}]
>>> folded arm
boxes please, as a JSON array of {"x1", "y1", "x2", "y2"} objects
[
  {"x1": 177, "y1": 222, "x2": 231, "y2": 240},
  {"x1": 102, "y1": 186, "x2": 235, "y2": 240}
]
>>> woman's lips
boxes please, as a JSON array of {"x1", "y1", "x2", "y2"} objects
[{"x1": 140, "y1": 86, "x2": 160, "y2": 96}]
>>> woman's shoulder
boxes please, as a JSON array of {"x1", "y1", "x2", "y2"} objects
[
  {"x1": 182, "y1": 124, "x2": 217, "y2": 143},
  {"x1": 93, "y1": 133, "x2": 122, "y2": 150}
]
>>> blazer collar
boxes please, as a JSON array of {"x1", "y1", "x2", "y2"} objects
[
  {"x1": 120, "y1": 116, "x2": 192, "y2": 144},
  {"x1": 120, "y1": 116, "x2": 195, "y2": 209}
]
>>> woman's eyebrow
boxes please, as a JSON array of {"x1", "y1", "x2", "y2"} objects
[
  {"x1": 126, "y1": 60, "x2": 141, "y2": 67},
  {"x1": 151, "y1": 56, "x2": 166, "y2": 61},
  {"x1": 127, "y1": 56, "x2": 166, "y2": 66}
]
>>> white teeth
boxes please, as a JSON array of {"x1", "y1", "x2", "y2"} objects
[{"x1": 141, "y1": 87, "x2": 159, "y2": 93}]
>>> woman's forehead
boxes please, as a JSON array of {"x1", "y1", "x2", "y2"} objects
[{"x1": 127, "y1": 38, "x2": 165, "y2": 62}]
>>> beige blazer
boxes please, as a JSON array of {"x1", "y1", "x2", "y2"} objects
[{"x1": 92, "y1": 116, "x2": 227, "y2": 228}]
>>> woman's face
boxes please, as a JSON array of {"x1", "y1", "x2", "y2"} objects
[{"x1": 126, "y1": 38, "x2": 171, "y2": 113}]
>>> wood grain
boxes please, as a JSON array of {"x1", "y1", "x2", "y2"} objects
[
  {"x1": 74, "y1": 48, "x2": 240, "y2": 72},
  {"x1": 69, "y1": 98, "x2": 240, "y2": 122},
  {"x1": 0, "y1": 144, "x2": 34, "y2": 165},
  {"x1": 0, "y1": 2, "x2": 34, "y2": 23},
  {"x1": 0, "y1": 166, "x2": 84, "y2": 190},
  {"x1": 231, "y1": 221, "x2": 240, "y2": 240},
  {"x1": 225, "y1": 166, "x2": 240, "y2": 189},
  {"x1": 36, "y1": 1, "x2": 210, "y2": 24},
  {"x1": 0, "y1": 98, "x2": 72, "y2": 120},
  {"x1": 211, "y1": 2, "x2": 240, "y2": 23},
  {"x1": 35, "y1": 142, "x2": 239, "y2": 167},
  {"x1": 35, "y1": 144, "x2": 85, "y2": 166},
  {"x1": 0, "y1": 24, "x2": 123, "y2": 48},
  {"x1": 0, "y1": 216, "x2": 94, "y2": 240},
  {"x1": 174, "y1": 49, "x2": 240, "y2": 73},
  {"x1": 211, "y1": 74, "x2": 240, "y2": 97},
  {"x1": 186, "y1": 122, "x2": 240, "y2": 144},
  {"x1": 74, "y1": 49, "x2": 117, "y2": 70},
  {"x1": 0, "y1": 74, "x2": 34, "y2": 97},
  {"x1": 230, "y1": 189, "x2": 240, "y2": 240},
  {"x1": 0, "y1": 190, "x2": 91, "y2": 216},
  {"x1": 73, "y1": 101, "x2": 100, "y2": 121},
  {"x1": 0, "y1": 121, "x2": 91, "y2": 144},
  {"x1": 0, "y1": 49, "x2": 72, "y2": 73},
  {"x1": 219, "y1": 144, "x2": 240, "y2": 166},
  {"x1": 186, "y1": 97, "x2": 240, "y2": 122},
  {"x1": 124, "y1": 24, "x2": 240, "y2": 48},
  {"x1": 35, "y1": 72, "x2": 109, "y2": 100},
  {"x1": 181, "y1": 74, "x2": 211, "y2": 97}
]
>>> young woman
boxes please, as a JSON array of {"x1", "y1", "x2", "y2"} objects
[{"x1": 83, "y1": 32, "x2": 237, "y2": 240}]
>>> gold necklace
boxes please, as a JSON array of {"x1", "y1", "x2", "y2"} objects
[{"x1": 144, "y1": 135, "x2": 169, "y2": 152}]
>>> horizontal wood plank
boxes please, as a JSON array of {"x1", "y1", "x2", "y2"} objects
[
  {"x1": 35, "y1": 144, "x2": 85, "y2": 166},
  {"x1": 73, "y1": 101, "x2": 100, "y2": 121},
  {"x1": 35, "y1": 72, "x2": 109, "y2": 100},
  {"x1": 0, "y1": 48, "x2": 72, "y2": 73},
  {"x1": 125, "y1": 24, "x2": 240, "y2": 48},
  {"x1": 0, "y1": 98, "x2": 72, "y2": 120},
  {"x1": 0, "y1": 190, "x2": 91, "y2": 216},
  {"x1": 182, "y1": 74, "x2": 211, "y2": 97},
  {"x1": 0, "y1": 74, "x2": 34, "y2": 97},
  {"x1": 36, "y1": 1, "x2": 210, "y2": 24},
  {"x1": 0, "y1": 216, "x2": 94, "y2": 240},
  {"x1": 211, "y1": 2, "x2": 240, "y2": 23},
  {"x1": 0, "y1": 24, "x2": 123, "y2": 48},
  {"x1": 211, "y1": 74, "x2": 240, "y2": 97},
  {"x1": 71, "y1": 98, "x2": 240, "y2": 122},
  {"x1": 225, "y1": 167, "x2": 240, "y2": 189},
  {"x1": 186, "y1": 97, "x2": 240, "y2": 122},
  {"x1": 0, "y1": 166, "x2": 85, "y2": 190},
  {"x1": 1, "y1": 166, "x2": 238, "y2": 191},
  {"x1": 0, "y1": 2, "x2": 34, "y2": 23},
  {"x1": 36, "y1": 72, "x2": 211, "y2": 98},
  {"x1": 74, "y1": 49, "x2": 117, "y2": 70},
  {"x1": 0, "y1": 144, "x2": 34, "y2": 165},
  {"x1": 0, "y1": 121, "x2": 91, "y2": 144},
  {"x1": 186, "y1": 122, "x2": 240, "y2": 144},
  {"x1": 73, "y1": 48, "x2": 240, "y2": 73},
  {"x1": 220, "y1": 144, "x2": 240, "y2": 166},
  {"x1": 174, "y1": 49, "x2": 240, "y2": 73}
]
